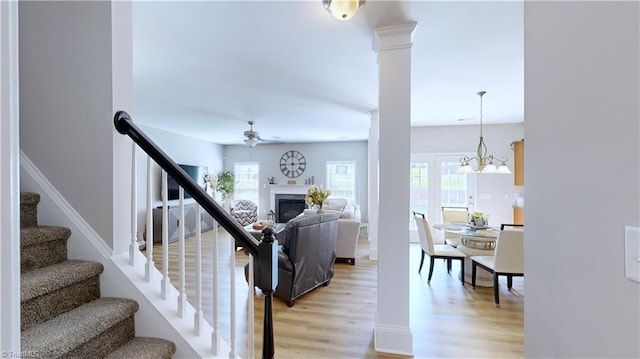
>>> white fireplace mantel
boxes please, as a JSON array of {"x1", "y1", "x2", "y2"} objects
[{"x1": 269, "y1": 184, "x2": 311, "y2": 211}]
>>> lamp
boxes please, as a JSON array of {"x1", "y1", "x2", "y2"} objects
[
  {"x1": 243, "y1": 137, "x2": 259, "y2": 148},
  {"x1": 322, "y1": 0, "x2": 365, "y2": 21},
  {"x1": 458, "y1": 91, "x2": 512, "y2": 174}
]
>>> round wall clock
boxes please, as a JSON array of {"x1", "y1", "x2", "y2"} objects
[{"x1": 279, "y1": 150, "x2": 306, "y2": 178}]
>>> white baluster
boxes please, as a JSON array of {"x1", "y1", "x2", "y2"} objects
[
  {"x1": 229, "y1": 230, "x2": 237, "y2": 358},
  {"x1": 211, "y1": 221, "x2": 221, "y2": 354},
  {"x1": 145, "y1": 156, "x2": 155, "y2": 282},
  {"x1": 177, "y1": 187, "x2": 187, "y2": 318},
  {"x1": 247, "y1": 253, "x2": 255, "y2": 359},
  {"x1": 194, "y1": 204, "x2": 204, "y2": 335},
  {"x1": 129, "y1": 142, "x2": 137, "y2": 266},
  {"x1": 161, "y1": 170, "x2": 170, "y2": 300}
]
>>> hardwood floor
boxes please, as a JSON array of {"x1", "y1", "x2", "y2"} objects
[{"x1": 148, "y1": 227, "x2": 524, "y2": 358}]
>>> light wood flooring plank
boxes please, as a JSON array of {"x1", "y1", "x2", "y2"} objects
[{"x1": 147, "y1": 227, "x2": 524, "y2": 358}]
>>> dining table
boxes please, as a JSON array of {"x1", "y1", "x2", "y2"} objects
[{"x1": 432, "y1": 222, "x2": 499, "y2": 287}]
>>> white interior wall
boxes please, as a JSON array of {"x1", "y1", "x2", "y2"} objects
[
  {"x1": 410, "y1": 123, "x2": 524, "y2": 227},
  {"x1": 223, "y1": 141, "x2": 369, "y2": 222},
  {"x1": 525, "y1": 2, "x2": 639, "y2": 357}
]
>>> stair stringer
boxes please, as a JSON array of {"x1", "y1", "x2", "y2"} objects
[{"x1": 20, "y1": 152, "x2": 234, "y2": 358}]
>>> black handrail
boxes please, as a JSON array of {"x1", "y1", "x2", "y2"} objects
[{"x1": 114, "y1": 110, "x2": 276, "y2": 359}]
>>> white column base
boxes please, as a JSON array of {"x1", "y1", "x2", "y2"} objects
[
  {"x1": 374, "y1": 322, "x2": 413, "y2": 356},
  {"x1": 368, "y1": 243, "x2": 378, "y2": 260}
]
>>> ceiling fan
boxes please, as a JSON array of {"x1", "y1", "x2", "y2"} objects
[{"x1": 243, "y1": 120, "x2": 262, "y2": 147}]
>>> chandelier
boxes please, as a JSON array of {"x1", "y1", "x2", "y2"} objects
[
  {"x1": 322, "y1": 0, "x2": 366, "y2": 21},
  {"x1": 458, "y1": 91, "x2": 511, "y2": 174}
]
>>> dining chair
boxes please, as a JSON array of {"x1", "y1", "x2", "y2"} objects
[
  {"x1": 441, "y1": 206, "x2": 469, "y2": 247},
  {"x1": 413, "y1": 211, "x2": 466, "y2": 283},
  {"x1": 471, "y1": 229, "x2": 524, "y2": 307},
  {"x1": 500, "y1": 223, "x2": 524, "y2": 230}
]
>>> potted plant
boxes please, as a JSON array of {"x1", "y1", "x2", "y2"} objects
[
  {"x1": 470, "y1": 211, "x2": 487, "y2": 228},
  {"x1": 216, "y1": 170, "x2": 235, "y2": 200}
]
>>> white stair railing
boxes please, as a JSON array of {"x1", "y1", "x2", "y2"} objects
[
  {"x1": 115, "y1": 111, "x2": 277, "y2": 358},
  {"x1": 145, "y1": 156, "x2": 155, "y2": 283},
  {"x1": 212, "y1": 220, "x2": 222, "y2": 354},
  {"x1": 194, "y1": 204, "x2": 204, "y2": 336},
  {"x1": 129, "y1": 142, "x2": 137, "y2": 266},
  {"x1": 161, "y1": 170, "x2": 170, "y2": 299},
  {"x1": 229, "y1": 228, "x2": 237, "y2": 358},
  {"x1": 129, "y1": 153, "x2": 256, "y2": 357},
  {"x1": 177, "y1": 187, "x2": 187, "y2": 318}
]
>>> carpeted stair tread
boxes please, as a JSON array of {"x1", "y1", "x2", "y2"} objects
[
  {"x1": 20, "y1": 192, "x2": 40, "y2": 228},
  {"x1": 21, "y1": 260, "x2": 103, "y2": 301},
  {"x1": 21, "y1": 226, "x2": 71, "y2": 247},
  {"x1": 105, "y1": 337, "x2": 177, "y2": 359},
  {"x1": 21, "y1": 260, "x2": 103, "y2": 331},
  {"x1": 21, "y1": 297, "x2": 139, "y2": 358},
  {"x1": 21, "y1": 226, "x2": 71, "y2": 272},
  {"x1": 20, "y1": 192, "x2": 41, "y2": 205}
]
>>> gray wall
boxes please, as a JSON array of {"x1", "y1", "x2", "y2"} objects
[
  {"x1": 525, "y1": 1, "x2": 639, "y2": 357},
  {"x1": 135, "y1": 125, "x2": 224, "y2": 239},
  {"x1": 19, "y1": 1, "x2": 131, "y2": 251},
  {"x1": 223, "y1": 141, "x2": 368, "y2": 222}
]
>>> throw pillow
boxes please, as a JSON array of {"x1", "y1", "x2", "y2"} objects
[
  {"x1": 341, "y1": 203, "x2": 356, "y2": 219},
  {"x1": 323, "y1": 203, "x2": 344, "y2": 212},
  {"x1": 322, "y1": 209, "x2": 342, "y2": 216}
]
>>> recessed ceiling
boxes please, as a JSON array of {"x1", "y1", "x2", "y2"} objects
[{"x1": 132, "y1": 0, "x2": 523, "y2": 145}]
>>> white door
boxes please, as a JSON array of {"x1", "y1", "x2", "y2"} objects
[{"x1": 409, "y1": 153, "x2": 475, "y2": 243}]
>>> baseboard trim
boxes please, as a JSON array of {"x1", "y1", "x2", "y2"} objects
[
  {"x1": 20, "y1": 151, "x2": 112, "y2": 258},
  {"x1": 374, "y1": 322, "x2": 413, "y2": 356}
]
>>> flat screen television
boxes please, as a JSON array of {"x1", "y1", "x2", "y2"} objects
[{"x1": 167, "y1": 164, "x2": 208, "y2": 201}]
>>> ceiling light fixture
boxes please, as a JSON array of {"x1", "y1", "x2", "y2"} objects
[
  {"x1": 322, "y1": 0, "x2": 365, "y2": 21},
  {"x1": 243, "y1": 120, "x2": 262, "y2": 148},
  {"x1": 458, "y1": 91, "x2": 511, "y2": 174},
  {"x1": 243, "y1": 137, "x2": 259, "y2": 148}
]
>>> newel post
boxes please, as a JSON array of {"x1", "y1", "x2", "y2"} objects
[{"x1": 256, "y1": 227, "x2": 278, "y2": 359}]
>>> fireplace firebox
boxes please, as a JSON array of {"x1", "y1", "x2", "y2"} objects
[{"x1": 275, "y1": 194, "x2": 306, "y2": 223}]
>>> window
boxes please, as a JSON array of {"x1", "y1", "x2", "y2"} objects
[
  {"x1": 409, "y1": 154, "x2": 475, "y2": 240},
  {"x1": 440, "y1": 160, "x2": 469, "y2": 208},
  {"x1": 234, "y1": 162, "x2": 259, "y2": 209},
  {"x1": 326, "y1": 161, "x2": 356, "y2": 203},
  {"x1": 409, "y1": 162, "x2": 429, "y2": 231}
]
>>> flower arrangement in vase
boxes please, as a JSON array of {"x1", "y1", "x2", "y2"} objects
[
  {"x1": 470, "y1": 211, "x2": 488, "y2": 228},
  {"x1": 305, "y1": 185, "x2": 331, "y2": 212},
  {"x1": 204, "y1": 174, "x2": 218, "y2": 196}
]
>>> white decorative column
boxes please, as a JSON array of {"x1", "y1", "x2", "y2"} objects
[
  {"x1": 1, "y1": 0, "x2": 21, "y2": 351},
  {"x1": 374, "y1": 22, "x2": 416, "y2": 356},
  {"x1": 367, "y1": 110, "x2": 379, "y2": 260}
]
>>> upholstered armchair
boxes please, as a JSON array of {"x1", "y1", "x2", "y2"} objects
[
  {"x1": 230, "y1": 199, "x2": 258, "y2": 226},
  {"x1": 247, "y1": 212, "x2": 339, "y2": 307},
  {"x1": 322, "y1": 198, "x2": 361, "y2": 265}
]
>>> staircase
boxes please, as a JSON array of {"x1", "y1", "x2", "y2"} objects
[{"x1": 19, "y1": 192, "x2": 177, "y2": 358}]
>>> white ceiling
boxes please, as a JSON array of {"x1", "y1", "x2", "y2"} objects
[{"x1": 132, "y1": 0, "x2": 524, "y2": 145}]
